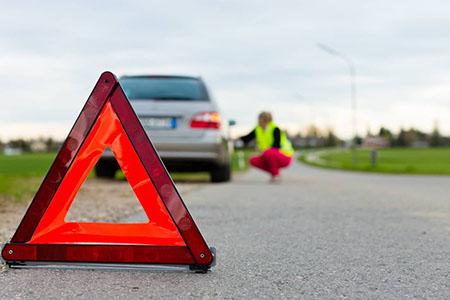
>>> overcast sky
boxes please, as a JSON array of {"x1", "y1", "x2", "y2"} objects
[{"x1": 1, "y1": 0, "x2": 450, "y2": 140}]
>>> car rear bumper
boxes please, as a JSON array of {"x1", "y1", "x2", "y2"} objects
[
  {"x1": 100, "y1": 139, "x2": 232, "y2": 165},
  {"x1": 155, "y1": 141, "x2": 228, "y2": 161}
]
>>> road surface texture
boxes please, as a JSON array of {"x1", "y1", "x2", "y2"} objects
[{"x1": 1, "y1": 162, "x2": 450, "y2": 299}]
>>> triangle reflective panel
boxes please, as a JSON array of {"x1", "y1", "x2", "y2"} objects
[{"x1": 1, "y1": 72, "x2": 215, "y2": 272}]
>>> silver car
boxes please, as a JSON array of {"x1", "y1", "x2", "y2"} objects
[{"x1": 95, "y1": 75, "x2": 233, "y2": 182}]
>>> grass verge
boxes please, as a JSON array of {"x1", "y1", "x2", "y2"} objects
[
  {"x1": 0, "y1": 153, "x2": 55, "y2": 204},
  {"x1": 0, "y1": 149, "x2": 254, "y2": 203},
  {"x1": 300, "y1": 147, "x2": 450, "y2": 175}
]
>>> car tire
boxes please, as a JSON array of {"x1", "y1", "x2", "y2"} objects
[
  {"x1": 210, "y1": 163, "x2": 231, "y2": 183},
  {"x1": 95, "y1": 160, "x2": 117, "y2": 178}
]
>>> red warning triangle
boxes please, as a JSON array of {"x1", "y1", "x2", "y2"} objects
[{"x1": 1, "y1": 72, "x2": 214, "y2": 270}]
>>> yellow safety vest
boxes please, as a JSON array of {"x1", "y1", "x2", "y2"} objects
[{"x1": 255, "y1": 122, "x2": 294, "y2": 156}]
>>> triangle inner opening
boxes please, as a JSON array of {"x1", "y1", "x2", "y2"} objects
[{"x1": 65, "y1": 148, "x2": 149, "y2": 223}]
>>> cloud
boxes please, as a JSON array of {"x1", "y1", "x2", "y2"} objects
[{"x1": 1, "y1": 0, "x2": 450, "y2": 140}]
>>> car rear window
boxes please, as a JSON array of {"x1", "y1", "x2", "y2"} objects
[{"x1": 120, "y1": 77, "x2": 208, "y2": 101}]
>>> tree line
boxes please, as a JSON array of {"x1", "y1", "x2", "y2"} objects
[
  {"x1": 0, "y1": 137, "x2": 61, "y2": 153},
  {"x1": 289, "y1": 124, "x2": 449, "y2": 148},
  {"x1": 376, "y1": 125, "x2": 449, "y2": 147},
  {"x1": 1, "y1": 124, "x2": 449, "y2": 154}
]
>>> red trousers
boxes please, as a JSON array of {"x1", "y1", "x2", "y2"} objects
[{"x1": 249, "y1": 148, "x2": 292, "y2": 176}]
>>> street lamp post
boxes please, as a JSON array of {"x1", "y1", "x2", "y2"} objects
[{"x1": 317, "y1": 43, "x2": 357, "y2": 166}]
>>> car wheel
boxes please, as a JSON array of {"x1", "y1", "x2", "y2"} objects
[
  {"x1": 210, "y1": 163, "x2": 231, "y2": 183},
  {"x1": 95, "y1": 161, "x2": 117, "y2": 178}
]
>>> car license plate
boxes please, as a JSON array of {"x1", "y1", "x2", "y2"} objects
[{"x1": 140, "y1": 117, "x2": 176, "y2": 130}]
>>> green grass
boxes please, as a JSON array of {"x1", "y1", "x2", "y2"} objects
[
  {"x1": 0, "y1": 149, "x2": 254, "y2": 202},
  {"x1": 0, "y1": 153, "x2": 55, "y2": 202},
  {"x1": 231, "y1": 149, "x2": 253, "y2": 172},
  {"x1": 300, "y1": 147, "x2": 450, "y2": 175}
]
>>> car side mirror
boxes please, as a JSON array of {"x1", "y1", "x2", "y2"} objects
[{"x1": 228, "y1": 119, "x2": 236, "y2": 126}]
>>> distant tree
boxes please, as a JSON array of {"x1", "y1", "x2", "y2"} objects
[
  {"x1": 8, "y1": 138, "x2": 31, "y2": 152},
  {"x1": 430, "y1": 121, "x2": 443, "y2": 147},
  {"x1": 395, "y1": 129, "x2": 409, "y2": 147},
  {"x1": 306, "y1": 124, "x2": 320, "y2": 138},
  {"x1": 353, "y1": 135, "x2": 363, "y2": 146},
  {"x1": 379, "y1": 127, "x2": 392, "y2": 138},
  {"x1": 366, "y1": 126, "x2": 373, "y2": 137},
  {"x1": 443, "y1": 137, "x2": 450, "y2": 146},
  {"x1": 415, "y1": 128, "x2": 425, "y2": 143},
  {"x1": 378, "y1": 126, "x2": 395, "y2": 145},
  {"x1": 324, "y1": 129, "x2": 339, "y2": 147},
  {"x1": 293, "y1": 132, "x2": 303, "y2": 139},
  {"x1": 44, "y1": 137, "x2": 60, "y2": 152},
  {"x1": 394, "y1": 128, "x2": 427, "y2": 147}
]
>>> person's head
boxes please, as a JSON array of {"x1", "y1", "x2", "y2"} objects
[{"x1": 258, "y1": 111, "x2": 273, "y2": 129}]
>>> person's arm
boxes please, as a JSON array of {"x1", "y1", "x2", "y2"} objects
[
  {"x1": 272, "y1": 127, "x2": 281, "y2": 148},
  {"x1": 239, "y1": 129, "x2": 256, "y2": 145}
]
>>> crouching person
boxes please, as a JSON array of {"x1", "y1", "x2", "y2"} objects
[{"x1": 239, "y1": 111, "x2": 294, "y2": 182}]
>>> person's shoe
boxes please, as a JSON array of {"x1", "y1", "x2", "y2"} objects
[{"x1": 270, "y1": 175, "x2": 282, "y2": 183}]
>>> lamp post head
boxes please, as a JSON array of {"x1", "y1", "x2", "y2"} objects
[{"x1": 316, "y1": 43, "x2": 341, "y2": 56}]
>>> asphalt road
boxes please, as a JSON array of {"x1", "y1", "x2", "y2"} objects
[{"x1": 2, "y1": 161, "x2": 450, "y2": 299}]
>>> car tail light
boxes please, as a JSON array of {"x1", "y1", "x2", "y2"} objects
[{"x1": 190, "y1": 112, "x2": 221, "y2": 129}]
